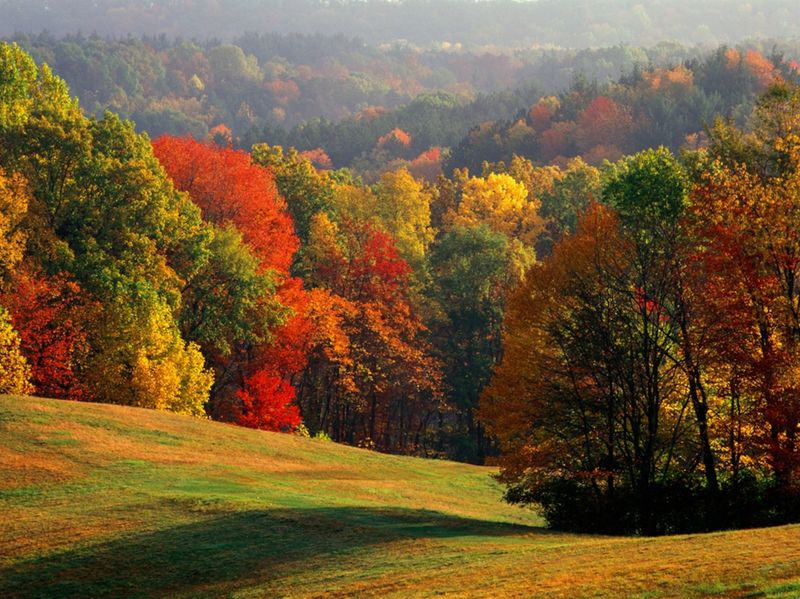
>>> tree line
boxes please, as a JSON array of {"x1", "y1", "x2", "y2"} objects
[
  {"x1": 3, "y1": 42, "x2": 800, "y2": 534},
  {"x1": 447, "y1": 46, "x2": 800, "y2": 173},
  {"x1": 0, "y1": 43, "x2": 576, "y2": 462},
  {"x1": 9, "y1": 32, "x2": 800, "y2": 179},
  {"x1": 482, "y1": 85, "x2": 800, "y2": 534},
  {"x1": 1, "y1": 0, "x2": 799, "y2": 48}
]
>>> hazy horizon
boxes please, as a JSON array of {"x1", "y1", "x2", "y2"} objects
[{"x1": 2, "y1": 0, "x2": 798, "y2": 48}]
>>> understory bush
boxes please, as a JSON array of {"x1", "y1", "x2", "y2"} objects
[{"x1": 508, "y1": 473, "x2": 800, "y2": 536}]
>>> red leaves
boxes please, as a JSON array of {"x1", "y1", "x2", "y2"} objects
[
  {"x1": 259, "y1": 277, "x2": 314, "y2": 379},
  {"x1": 575, "y1": 96, "x2": 635, "y2": 157},
  {"x1": 299, "y1": 148, "x2": 332, "y2": 170},
  {"x1": 235, "y1": 370, "x2": 301, "y2": 431},
  {"x1": 310, "y1": 218, "x2": 412, "y2": 302},
  {"x1": 153, "y1": 135, "x2": 298, "y2": 275},
  {"x1": 528, "y1": 101, "x2": 555, "y2": 133},
  {"x1": 352, "y1": 226, "x2": 412, "y2": 301},
  {"x1": 634, "y1": 287, "x2": 669, "y2": 322},
  {"x1": 688, "y1": 162, "x2": 800, "y2": 483},
  {"x1": 154, "y1": 135, "x2": 309, "y2": 431},
  {"x1": 407, "y1": 147, "x2": 443, "y2": 183},
  {"x1": 3, "y1": 270, "x2": 91, "y2": 400}
]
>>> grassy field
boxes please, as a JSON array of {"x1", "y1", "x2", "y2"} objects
[{"x1": 1, "y1": 396, "x2": 799, "y2": 598}]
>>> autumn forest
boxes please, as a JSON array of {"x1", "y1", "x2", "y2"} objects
[{"x1": 4, "y1": 0, "x2": 800, "y2": 549}]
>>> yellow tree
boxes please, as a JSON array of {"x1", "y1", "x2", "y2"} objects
[
  {"x1": 0, "y1": 168, "x2": 29, "y2": 285},
  {"x1": 488, "y1": 155, "x2": 562, "y2": 202},
  {"x1": 482, "y1": 155, "x2": 601, "y2": 257},
  {"x1": 0, "y1": 306, "x2": 32, "y2": 395},
  {"x1": 373, "y1": 168, "x2": 434, "y2": 271},
  {"x1": 446, "y1": 172, "x2": 544, "y2": 279},
  {"x1": 448, "y1": 172, "x2": 538, "y2": 243},
  {"x1": 86, "y1": 293, "x2": 212, "y2": 415}
]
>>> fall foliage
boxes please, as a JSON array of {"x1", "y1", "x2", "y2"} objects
[
  {"x1": 0, "y1": 306, "x2": 32, "y2": 394},
  {"x1": 482, "y1": 95, "x2": 800, "y2": 533},
  {"x1": 4, "y1": 39, "x2": 800, "y2": 535},
  {"x1": 1, "y1": 269, "x2": 90, "y2": 400}
]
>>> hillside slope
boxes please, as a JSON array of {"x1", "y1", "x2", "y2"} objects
[{"x1": 1, "y1": 395, "x2": 799, "y2": 598}]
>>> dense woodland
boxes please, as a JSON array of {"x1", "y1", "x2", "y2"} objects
[
  {"x1": 6, "y1": 33, "x2": 705, "y2": 145},
  {"x1": 5, "y1": 32, "x2": 800, "y2": 180},
  {"x1": 485, "y1": 81, "x2": 800, "y2": 532},
  {"x1": 3, "y1": 26, "x2": 800, "y2": 535},
  {"x1": 0, "y1": 41, "x2": 509, "y2": 462}
]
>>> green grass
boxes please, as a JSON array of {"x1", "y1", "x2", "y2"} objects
[{"x1": 1, "y1": 396, "x2": 799, "y2": 598}]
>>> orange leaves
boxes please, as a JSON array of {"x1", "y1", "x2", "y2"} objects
[
  {"x1": 643, "y1": 65, "x2": 694, "y2": 92},
  {"x1": 688, "y1": 134, "x2": 800, "y2": 482},
  {"x1": 208, "y1": 124, "x2": 233, "y2": 147},
  {"x1": 725, "y1": 48, "x2": 741, "y2": 70},
  {"x1": 153, "y1": 135, "x2": 298, "y2": 276},
  {"x1": 299, "y1": 148, "x2": 333, "y2": 170},
  {"x1": 257, "y1": 277, "x2": 313, "y2": 378},
  {"x1": 744, "y1": 50, "x2": 777, "y2": 90},
  {"x1": 300, "y1": 211, "x2": 442, "y2": 448},
  {"x1": 2, "y1": 269, "x2": 92, "y2": 400},
  {"x1": 407, "y1": 147, "x2": 443, "y2": 183},
  {"x1": 262, "y1": 79, "x2": 301, "y2": 107},
  {"x1": 481, "y1": 203, "x2": 625, "y2": 473},
  {"x1": 575, "y1": 96, "x2": 635, "y2": 158},
  {"x1": 377, "y1": 128, "x2": 412, "y2": 150},
  {"x1": 539, "y1": 124, "x2": 571, "y2": 163},
  {"x1": 724, "y1": 48, "x2": 776, "y2": 91},
  {"x1": 528, "y1": 97, "x2": 559, "y2": 133},
  {"x1": 304, "y1": 288, "x2": 357, "y2": 372},
  {"x1": 355, "y1": 105, "x2": 390, "y2": 121}
]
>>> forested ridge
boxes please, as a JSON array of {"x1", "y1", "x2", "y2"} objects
[
  {"x1": 7, "y1": 32, "x2": 800, "y2": 179},
  {"x1": 3, "y1": 27, "x2": 800, "y2": 536},
  {"x1": 1, "y1": 0, "x2": 799, "y2": 47}
]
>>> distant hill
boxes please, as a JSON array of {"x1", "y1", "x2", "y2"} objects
[
  {"x1": 1, "y1": 0, "x2": 798, "y2": 48},
  {"x1": 1, "y1": 395, "x2": 800, "y2": 597}
]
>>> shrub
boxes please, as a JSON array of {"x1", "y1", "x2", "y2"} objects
[{"x1": 518, "y1": 472, "x2": 800, "y2": 536}]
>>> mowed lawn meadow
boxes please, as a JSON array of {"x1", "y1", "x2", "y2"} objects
[{"x1": 1, "y1": 394, "x2": 800, "y2": 598}]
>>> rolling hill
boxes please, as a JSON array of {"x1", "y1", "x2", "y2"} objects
[{"x1": 1, "y1": 395, "x2": 799, "y2": 598}]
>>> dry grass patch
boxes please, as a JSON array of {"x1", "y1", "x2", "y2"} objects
[{"x1": 1, "y1": 395, "x2": 799, "y2": 599}]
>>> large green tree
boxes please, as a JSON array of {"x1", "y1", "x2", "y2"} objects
[
  {"x1": 0, "y1": 42, "x2": 213, "y2": 413},
  {"x1": 430, "y1": 224, "x2": 513, "y2": 462}
]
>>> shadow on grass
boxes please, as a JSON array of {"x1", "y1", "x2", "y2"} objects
[{"x1": 1, "y1": 506, "x2": 541, "y2": 598}]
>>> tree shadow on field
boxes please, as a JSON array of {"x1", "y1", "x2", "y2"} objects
[{"x1": 0, "y1": 506, "x2": 541, "y2": 598}]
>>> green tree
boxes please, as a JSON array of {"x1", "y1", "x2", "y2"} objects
[
  {"x1": 430, "y1": 225, "x2": 513, "y2": 462},
  {"x1": 0, "y1": 43, "x2": 214, "y2": 414},
  {"x1": 0, "y1": 43, "x2": 37, "y2": 130},
  {"x1": 251, "y1": 143, "x2": 335, "y2": 247}
]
